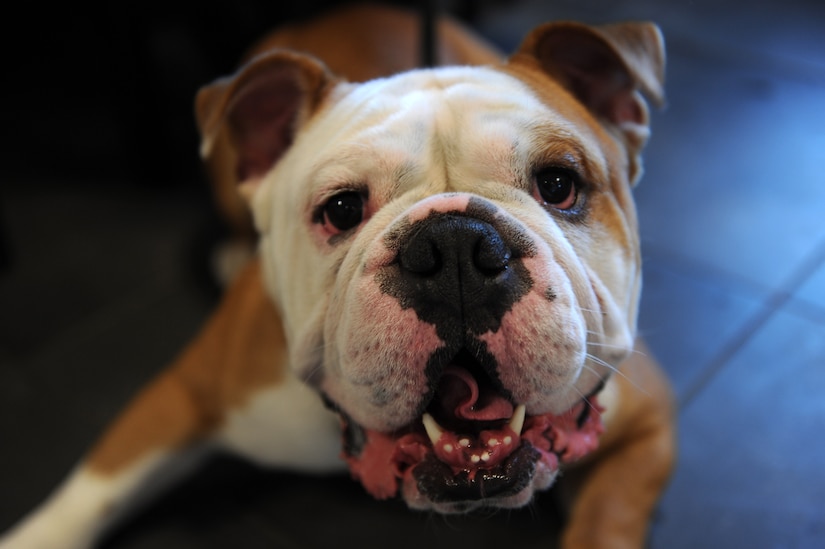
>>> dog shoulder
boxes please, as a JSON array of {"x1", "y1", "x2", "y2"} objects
[{"x1": 168, "y1": 258, "x2": 289, "y2": 415}]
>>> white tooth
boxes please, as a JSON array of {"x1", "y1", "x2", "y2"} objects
[
  {"x1": 509, "y1": 404, "x2": 526, "y2": 435},
  {"x1": 459, "y1": 438, "x2": 471, "y2": 448},
  {"x1": 481, "y1": 452, "x2": 491, "y2": 462},
  {"x1": 488, "y1": 438, "x2": 499, "y2": 447},
  {"x1": 471, "y1": 455, "x2": 481, "y2": 464},
  {"x1": 503, "y1": 436, "x2": 513, "y2": 445},
  {"x1": 422, "y1": 413, "x2": 443, "y2": 445}
]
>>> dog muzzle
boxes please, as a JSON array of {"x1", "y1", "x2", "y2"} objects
[{"x1": 339, "y1": 367, "x2": 604, "y2": 510}]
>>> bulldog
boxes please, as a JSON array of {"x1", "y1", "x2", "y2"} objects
[{"x1": 0, "y1": 4, "x2": 675, "y2": 548}]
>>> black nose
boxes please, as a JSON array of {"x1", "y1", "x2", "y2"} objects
[
  {"x1": 400, "y1": 215, "x2": 510, "y2": 278},
  {"x1": 394, "y1": 214, "x2": 524, "y2": 333}
]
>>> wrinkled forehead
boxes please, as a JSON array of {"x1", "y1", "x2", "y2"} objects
[
  {"x1": 308, "y1": 66, "x2": 608, "y2": 186},
  {"x1": 340, "y1": 66, "x2": 548, "y2": 124}
]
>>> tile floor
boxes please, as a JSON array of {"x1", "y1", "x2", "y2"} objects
[{"x1": 1, "y1": 0, "x2": 824, "y2": 547}]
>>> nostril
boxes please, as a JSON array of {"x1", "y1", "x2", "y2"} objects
[
  {"x1": 474, "y1": 232, "x2": 510, "y2": 277},
  {"x1": 399, "y1": 237, "x2": 443, "y2": 277}
]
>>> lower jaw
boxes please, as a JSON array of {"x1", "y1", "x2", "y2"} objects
[
  {"x1": 405, "y1": 486, "x2": 535, "y2": 514},
  {"x1": 412, "y1": 443, "x2": 541, "y2": 503},
  {"x1": 341, "y1": 394, "x2": 604, "y2": 510},
  {"x1": 402, "y1": 448, "x2": 561, "y2": 513}
]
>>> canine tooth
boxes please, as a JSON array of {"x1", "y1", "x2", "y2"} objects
[
  {"x1": 509, "y1": 405, "x2": 526, "y2": 435},
  {"x1": 422, "y1": 413, "x2": 443, "y2": 444}
]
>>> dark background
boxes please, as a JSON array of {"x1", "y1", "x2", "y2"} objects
[{"x1": 1, "y1": 0, "x2": 490, "y2": 191}]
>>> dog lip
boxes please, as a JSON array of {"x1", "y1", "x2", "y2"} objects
[
  {"x1": 413, "y1": 442, "x2": 541, "y2": 504},
  {"x1": 340, "y1": 391, "x2": 604, "y2": 506},
  {"x1": 410, "y1": 394, "x2": 604, "y2": 504}
]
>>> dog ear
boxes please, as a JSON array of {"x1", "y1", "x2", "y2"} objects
[
  {"x1": 512, "y1": 21, "x2": 665, "y2": 182},
  {"x1": 195, "y1": 50, "x2": 338, "y2": 201}
]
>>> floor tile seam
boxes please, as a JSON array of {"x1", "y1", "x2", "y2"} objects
[
  {"x1": 786, "y1": 233, "x2": 825, "y2": 314},
  {"x1": 749, "y1": 235, "x2": 825, "y2": 311},
  {"x1": 677, "y1": 298, "x2": 779, "y2": 410},
  {"x1": 783, "y1": 296, "x2": 825, "y2": 325},
  {"x1": 641, "y1": 244, "x2": 771, "y2": 300},
  {"x1": 678, "y1": 239, "x2": 825, "y2": 410}
]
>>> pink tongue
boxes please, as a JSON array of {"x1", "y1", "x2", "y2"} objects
[
  {"x1": 439, "y1": 366, "x2": 513, "y2": 422},
  {"x1": 427, "y1": 366, "x2": 519, "y2": 473}
]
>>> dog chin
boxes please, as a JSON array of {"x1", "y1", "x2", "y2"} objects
[{"x1": 402, "y1": 469, "x2": 554, "y2": 514}]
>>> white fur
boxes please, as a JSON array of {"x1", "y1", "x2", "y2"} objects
[
  {"x1": 217, "y1": 369, "x2": 345, "y2": 472},
  {"x1": 0, "y1": 376, "x2": 343, "y2": 549},
  {"x1": 0, "y1": 454, "x2": 168, "y2": 549}
]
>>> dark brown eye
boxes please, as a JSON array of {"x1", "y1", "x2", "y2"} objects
[
  {"x1": 322, "y1": 191, "x2": 365, "y2": 232},
  {"x1": 535, "y1": 168, "x2": 578, "y2": 210}
]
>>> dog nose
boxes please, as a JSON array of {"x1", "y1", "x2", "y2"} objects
[{"x1": 397, "y1": 214, "x2": 512, "y2": 317}]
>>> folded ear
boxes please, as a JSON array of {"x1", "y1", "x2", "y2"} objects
[
  {"x1": 512, "y1": 21, "x2": 665, "y2": 183},
  {"x1": 195, "y1": 51, "x2": 339, "y2": 201}
]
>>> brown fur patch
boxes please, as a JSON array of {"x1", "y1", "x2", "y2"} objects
[
  {"x1": 500, "y1": 58, "x2": 640, "y2": 260},
  {"x1": 89, "y1": 259, "x2": 286, "y2": 473}
]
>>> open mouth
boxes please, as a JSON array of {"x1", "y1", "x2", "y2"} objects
[{"x1": 339, "y1": 350, "x2": 605, "y2": 507}]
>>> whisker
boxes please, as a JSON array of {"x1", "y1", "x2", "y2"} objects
[
  {"x1": 296, "y1": 340, "x2": 331, "y2": 382},
  {"x1": 585, "y1": 353, "x2": 649, "y2": 396},
  {"x1": 570, "y1": 372, "x2": 605, "y2": 416},
  {"x1": 584, "y1": 353, "x2": 617, "y2": 371},
  {"x1": 567, "y1": 380, "x2": 589, "y2": 402},
  {"x1": 586, "y1": 342, "x2": 647, "y2": 360},
  {"x1": 587, "y1": 341, "x2": 637, "y2": 352}
]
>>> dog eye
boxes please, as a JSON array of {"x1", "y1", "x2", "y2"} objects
[
  {"x1": 534, "y1": 168, "x2": 578, "y2": 210},
  {"x1": 321, "y1": 191, "x2": 365, "y2": 232}
]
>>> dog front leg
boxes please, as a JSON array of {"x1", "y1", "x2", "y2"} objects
[
  {"x1": 0, "y1": 366, "x2": 216, "y2": 549},
  {"x1": 559, "y1": 346, "x2": 676, "y2": 549}
]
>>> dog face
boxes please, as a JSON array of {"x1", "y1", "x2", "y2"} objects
[{"x1": 197, "y1": 22, "x2": 664, "y2": 512}]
